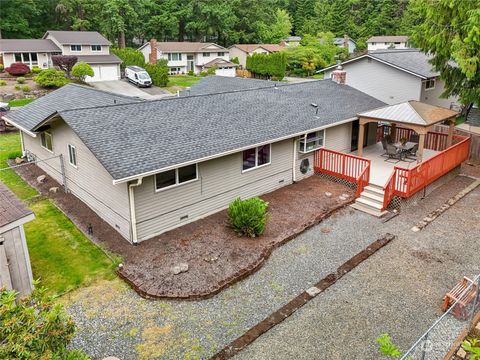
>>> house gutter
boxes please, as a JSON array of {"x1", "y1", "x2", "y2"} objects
[
  {"x1": 128, "y1": 178, "x2": 143, "y2": 245},
  {"x1": 292, "y1": 138, "x2": 298, "y2": 182},
  {"x1": 1, "y1": 116, "x2": 37, "y2": 138}
]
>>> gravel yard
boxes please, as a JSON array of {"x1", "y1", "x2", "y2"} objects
[{"x1": 62, "y1": 174, "x2": 479, "y2": 359}]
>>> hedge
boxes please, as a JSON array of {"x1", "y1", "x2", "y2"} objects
[{"x1": 246, "y1": 52, "x2": 286, "y2": 80}]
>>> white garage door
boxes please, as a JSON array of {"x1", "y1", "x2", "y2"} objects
[
  {"x1": 215, "y1": 67, "x2": 236, "y2": 77},
  {"x1": 86, "y1": 64, "x2": 120, "y2": 82}
]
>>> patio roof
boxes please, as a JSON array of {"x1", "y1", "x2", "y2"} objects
[{"x1": 358, "y1": 100, "x2": 458, "y2": 127}]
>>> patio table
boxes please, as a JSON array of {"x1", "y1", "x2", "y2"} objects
[{"x1": 393, "y1": 141, "x2": 417, "y2": 151}]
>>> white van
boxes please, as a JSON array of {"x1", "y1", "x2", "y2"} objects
[{"x1": 125, "y1": 66, "x2": 152, "y2": 87}]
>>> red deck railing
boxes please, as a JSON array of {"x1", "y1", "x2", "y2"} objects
[
  {"x1": 314, "y1": 148, "x2": 370, "y2": 197},
  {"x1": 382, "y1": 135, "x2": 470, "y2": 209},
  {"x1": 376, "y1": 124, "x2": 450, "y2": 151}
]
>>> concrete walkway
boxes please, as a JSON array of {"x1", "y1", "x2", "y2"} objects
[{"x1": 235, "y1": 179, "x2": 480, "y2": 359}]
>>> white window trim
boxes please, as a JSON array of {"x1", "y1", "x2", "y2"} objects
[
  {"x1": 70, "y1": 45, "x2": 82, "y2": 52},
  {"x1": 203, "y1": 52, "x2": 211, "y2": 57},
  {"x1": 298, "y1": 129, "x2": 326, "y2": 153},
  {"x1": 91, "y1": 45, "x2": 101, "y2": 52},
  {"x1": 154, "y1": 164, "x2": 198, "y2": 192},
  {"x1": 40, "y1": 131, "x2": 53, "y2": 153},
  {"x1": 67, "y1": 144, "x2": 77, "y2": 168},
  {"x1": 424, "y1": 78, "x2": 436, "y2": 91},
  {"x1": 241, "y1": 144, "x2": 272, "y2": 173}
]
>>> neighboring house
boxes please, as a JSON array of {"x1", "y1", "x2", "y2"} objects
[
  {"x1": 319, "y1": 49, "x2": 459, "y2": 108},
  {"x1": 43, "y1": 31, "x2": 122, "y2": 82},
  {"x1": 0, "y1": 182, "x2": 35, "y2": 297},
  {"x1": 281, "y1": 35, "x2": 356, "y2": 54},
  {"x1": 139, "y1": 39, "x2": 230, "y2": 75},
  {"x1": 0, "y1": 39, "x2": 61, "y2": 70},
  {"x1": 3, "y1": 79, "x2": 384, "y2": 244},
  {"x1": 229, "y1": 44, "x2": 284, "y2": 67},
  {"x1": 201, "y1": 58, "x2": 238, "y2": 77},
  {"x1": 366, "y1": 36, "x2": 410, "y2": 51},
  {"x1": 0, "y1": 31, "x2": 121, "y2": 82}
]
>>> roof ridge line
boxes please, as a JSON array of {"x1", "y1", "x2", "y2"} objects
[{"x1": 407, "y1": 100, "x2": 428, "y2": 125}]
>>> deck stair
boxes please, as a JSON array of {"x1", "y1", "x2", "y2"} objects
[{"x1": 351, "y1": 184, "x2": 389, "y2": 217}]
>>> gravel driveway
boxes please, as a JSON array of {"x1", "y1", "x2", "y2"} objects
[{"x1": 62, "y1": 175, "x2": 479, "y2": 360}]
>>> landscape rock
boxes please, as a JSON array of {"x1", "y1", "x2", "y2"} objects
[
  {"x1": 49, "y1": 187, "x2": 59, "y2": 193},
  {"x1": 172, "y1": 263, "x2": 189, "y2": 275},
  {"x1": 36, "y1": 175, "x2": 46, "y2": 183},
  {"x1": 339, "y1": 195, "x2": 348, "y2": 201},
  {"x1": 320, "y1": 227, "x2": 331, "y2": 234},
  {"x1": 15, "y1": 157, "x2": 25, "y2": 164},
  {"x1": 2, "y1": 94, "x2": 14, "y2": 101},
  {"x1": 456, "y1": 348, "x2": 467, "y2": 359},
  {"x1": 341, "y1": 193, "x2": 350, "y2": 198},
  {"x1": 324, "y1": 192, "x2": 332, "y2": 197}
]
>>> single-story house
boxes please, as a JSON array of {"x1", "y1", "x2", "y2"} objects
[
  {"x1": 319, "y1": 49, "x2": 459, "y2": 108},
  {"x1": 4, "y1": 79, "x2": 385, "y2": 244},
  {"x1": 229, "y1": 44, "x2": 284, "y2": 67},
  {"x1": 139, "y1": 39, "x2": 231, "y2": 75},
  {"x1": 0, "y1": 182, "x2": 35, "y2": 297},
  {"x1": 366, "y1": 36, "x2": 410, "y2": 51},
  {"x1": 0, "y1": 39, "x2": 61, "y2": 69}
]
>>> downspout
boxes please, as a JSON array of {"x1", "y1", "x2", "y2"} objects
[
  {"x1": 128, "y1": 178, "x2": 143, "y2": 245},
  {"x1": 292, "y1": 138, "x2": 298, "y2": 182}
]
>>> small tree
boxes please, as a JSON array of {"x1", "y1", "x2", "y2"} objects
[
  {"x1": 34, "y1": 69, "x2": 69, "y2": 88},
  {"x1": 0, "y1": 285, "x2": 90, "y2": 359},
  {"x1": 52, "y1": 55, "x2": 78, "y2": 77},
  {"x1": 227, "y1": 197, "x2": 269, "y2": 237},
  {"x1": 144, "y1": 58, "x2": 169, "y2": 87},
  {"x1": 111, "y1": 47, "x2": 145, "y2": 70},
  {"x1": 5, "y1": 62, "x2": 30, "y2": 76},
  {"x1": 72, "y1": 62, "x2": 94, "y2": 82}
]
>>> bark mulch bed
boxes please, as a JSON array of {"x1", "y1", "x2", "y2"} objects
[{"x1": 14, "y1": 162, "x2": 354, "y2": 299}]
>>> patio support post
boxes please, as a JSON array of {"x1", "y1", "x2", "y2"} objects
[
  {"x1": 447, "y1": 117, "x2": 455, "y2": 147},
  {"x1": 391, "y1": 123, "x2": 397, "y2": 141},
  {"x1": 357, "y1": 121, "x2": 366, "y2": 157},
  {"x1": 417, "y1": 133, "x2": 426, "y2": 163}
]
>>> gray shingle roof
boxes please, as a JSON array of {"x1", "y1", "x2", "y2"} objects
[
  {"x1": 4, "y1": 84, "x2": 142, "y2": 132},
  {"x1": 367, "y1": 36, "x2": 408, "y2": 43},
  {"x1": 0, "y1": 181, "x2": 33, "y2": 229},
  {"x1": 182, "y1": 76, "x2": 280, "y2": 96},
  {"x1": 370, "y1": 49, "x2": 438, "y2": 78},
  {"x1": 0, "y1": 39, "x2": 61, "y2": 52},
  {"x1": 44, "y1": 31, "x2": 111, "y2": 45},
  {"x1": 76, "y1": 54, "x2": 122, "y2": 64},
  {"x1": 58, "y1": 80, "x2": 385, "y2": 181}
]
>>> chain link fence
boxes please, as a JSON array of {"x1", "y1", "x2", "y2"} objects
[{"x1": 401, "y1": 274, "x2": 480, "y2": 359}]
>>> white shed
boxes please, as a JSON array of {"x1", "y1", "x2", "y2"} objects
[{"x1": 0, "y1": 182, "x2": 35, "y2": 297}]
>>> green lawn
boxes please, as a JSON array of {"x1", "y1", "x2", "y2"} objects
[
  {"x1": 165, "y1": 75, "x2": 202, "y2": 92},
  {"x1": 0, "y1": 132, "x2": 117, "y2": 295},
  {"x1": 8, "y1": 98, "x2": 35, "y2": 107}
]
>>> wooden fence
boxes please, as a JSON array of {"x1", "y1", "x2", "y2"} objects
[
  {"x1": 433, "y1": 123, "x2": 480, "y2": 161},
  {"x1": 314, "y1": 148, "x2": 370, "y2": 197},
  {"x1": 382, "y1": 135, "x2": 470, "y2": 209}
]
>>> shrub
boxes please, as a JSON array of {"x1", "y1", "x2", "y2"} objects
[
  {"x1": 0, "y1": 285, "x2": 91, "y2": 360},
  {"x1": 144, "y1": 59, "x2": 169, "y2": 87},
  {"x1": 227, "y1": 197, "x2": 269, "y2": 237},
  {"x1": 0, "y1": 80, "x2": 6, "y2": 86},
  {"x1": 206, "y1": 66, "x2": 217, "y2": 75},
  {"x1": 14, "y1": 84, "x2": 21, "y2": 90},
  {"x1": 71, "y1": 61, "x2": 94, "y2": 82},
  {"x1": 0, "y1": 64, "x2": 4, "y2": 72},
  {"x1": 187, "y1": 70, "x2": 195, "y2": 76},
  {"x1": 21, "y1": 85, "x2": 31, "y2": 92},
  {"x1": 231, "y1": 56, "x2": 240, "y2": 64},
  {"x1": 34, "y1": 69, "x2": 69, "y2": 88},
  {"x1": 16, "y1": 76, "x2": 26, "y2": 84},
  {"x1": 5, "y1": 62, "x2": 30, "y2": 76},
  {"x1": 52, "y1": 55, "x2": 78, "y2": 76},
  {"x1": 111, "y1": 47, "x2": 145, "y2": 70},
  {"x1": 31, "y1": 66, "x2": 42, "y2": 74},
  {"x1": 200, "y1": 71, "x2": 208, "y2": 77}
]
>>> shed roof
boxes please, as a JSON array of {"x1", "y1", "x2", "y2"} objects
[
  {"x1": 358, "y1": 100, "x2": 458, "y2": 126},
  {"x1": 44, "y1": 31, "x2": 111, "y2": 45},
  {"x1": 0, "y1": 182, "x2": 33, "y2": 230},
  {"x1": 55, "y1": 80, "x2": 384, "y2": 182},
  {"x1": 0, "y1": 39, "x2": 61, "y2": 53},
  {"x1": 4, "y1": 83, "x2": 142, "y2": 134}
]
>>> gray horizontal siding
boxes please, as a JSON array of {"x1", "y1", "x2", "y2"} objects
[
  {"x1": 22, "y1": 120, "x2": 131, "y2": 240},
  {"x1": 134, "y1": 139, "x2": 294, "y2": 240}
]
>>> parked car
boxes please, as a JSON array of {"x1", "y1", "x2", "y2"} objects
[
  {"x1": 125, "y1": 66, "x2": 152, "y2": 87},
  {"x1": 0, "y1": 102, "x2": 10, "y2": 112}
]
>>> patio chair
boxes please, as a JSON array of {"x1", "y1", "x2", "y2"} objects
[
  {"x1": 381, "y1": 138, "x2": 388, "y2": 157},
  {"x1": 410, "y1": 133, "x2": 419, "y2": 143},
  {"x1": 385, "y1": 134, "x2": 393, "y2": 144},
  {"x1": 405, "y1": 143, "x2": 418, "y2": 162},
  {"x1": 384, "y1": 144, "x2": 402, "y2": 163}
]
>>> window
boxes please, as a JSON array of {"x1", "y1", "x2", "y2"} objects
[
  {"x1": 70, "y1": 45, "x2": 82, "y2": 52},
  {"x1": 299, "y1": 130, "x2": 324, "y2": 153},
  {"x1": 13, "y1": 53, "x2": 38, "y2": 66},
  {"x1": 202, "y1": 52, "x2": 210, "y2": 57},
  {"x1": 40, "y1": 130, "x2": 53, "y2": 152},
  {"x1": 424, "y1": 78, "x2": 435, "y2": 90},
  {"x1": 68, "y1": 144, "x2": 77, "y2": 167},
  {"x1": 371, "y1": 42, "x2": 376, "y2": 45},
  {"x1": 242, "y1": 144, "x2": 271, "y2": 172},
  {"x1": 217, "y1": 52, "x2": 225, "y2": 56},
  {"x1": 169, "y1": 67, "x2": 182, "y2": 74},
  {"x1": 91, "y1": 45, "x2": 101, "y2": 52},
  {"x1": 155, "y1": 164, "x2": 198, "y2": 191},
  {"x1": 167, "y1": 53, "x2": 182, "y2": 61},
  {"x1": 15, "y1": 53, "x2": 22, "y2": 62}
]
